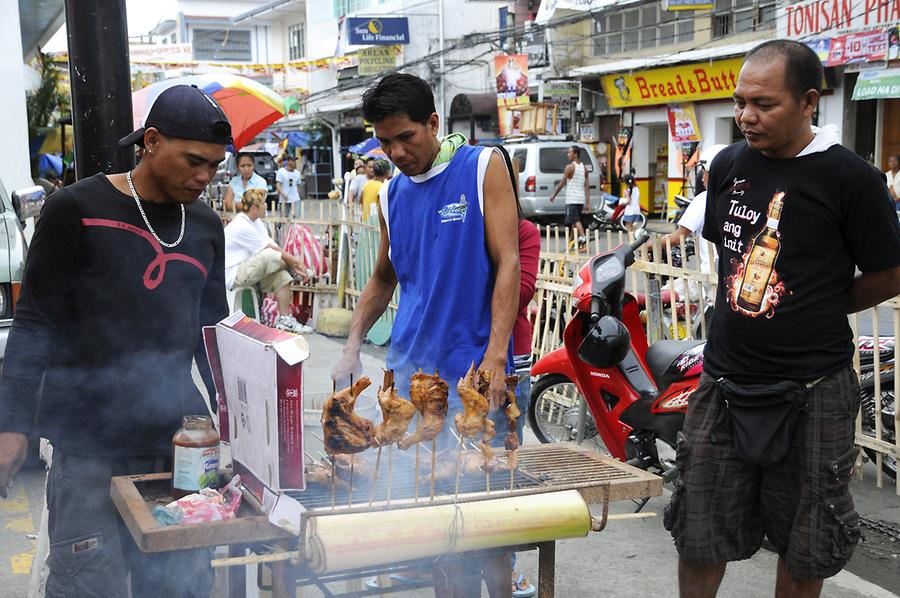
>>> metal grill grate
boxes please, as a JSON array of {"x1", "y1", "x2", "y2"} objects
[
  {"x1": 287, "y1": 466, "x2": 543, "y2": 510},
  {"x1": 517, "y1": 445, "x2": 637, "y2": 485}
]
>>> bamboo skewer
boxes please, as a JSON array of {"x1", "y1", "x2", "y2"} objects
[
  {"x1": 348, "y1": 459, "x2": 354, "y2": 507},
  {"x1": 386, "y1": 445, "x2": 393, "y2": 505},
  {"x1": 454, "y1": 433, "x2": 464, "y2": 498},
  {"x1": 429, "y1": 438, "x2": 437, "y2": 501},
  {"x1": 330, "y1": 381, "x2": 336, "y2": 510},
  {"x1": 414, "y1": 414, "x2": 421, "y2": 501},
  {"x1": 369, "y1": 445, "x2": 382, "y2": 506}
]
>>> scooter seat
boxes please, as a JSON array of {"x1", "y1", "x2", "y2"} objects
[{"x1": 645, "y1": 339, "x2": 704, "y2": 388}]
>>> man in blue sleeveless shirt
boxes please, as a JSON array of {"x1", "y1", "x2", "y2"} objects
[
  {"x1": 332, "y1": 74, "x2": 520, "y2": 420},
  {"x1": 331, "y1": 73, "x2": 520, "y2": 596}
]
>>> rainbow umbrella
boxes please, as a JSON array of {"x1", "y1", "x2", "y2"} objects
[{"x1": 131, "y1": 74, "x2": 298, "y2": 149}]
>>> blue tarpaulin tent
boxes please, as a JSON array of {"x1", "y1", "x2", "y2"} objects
[
  {"x1": 39, "y1": 154, "x2": 63, "y2": 177},
  {"x1": 348, "y1": 137, "x2": 378, "y2": 155}
]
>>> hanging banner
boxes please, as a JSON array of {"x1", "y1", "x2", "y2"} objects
[
  {"x1": 601, "y1": 58, "x2": 743, "y2": 108},
  {"x1": 495, "y1": 54, "x2": 530, "y2": 107},
  {"x1": 826, "y1": 29, "x2": 891, "y2": 65},
  {"x1": 358, "y1": 46, "x2": 398, "y2": 75},
  {"x1": 347, "y1": 18, "x2": 410, "y2": 45},
  {"x1": 536, "y1": 0, "x2": 617, "y2": 24},
  {"x1": 666, "y1": 103, "x2": 702, "y2": 143},
  {"x1": 777, "y1": 0, "x2": 900, "y2": 39}
]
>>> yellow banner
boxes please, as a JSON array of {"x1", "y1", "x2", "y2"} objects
[{"x1": 601, "y1": 57, "x2": 744, "y2": 108}]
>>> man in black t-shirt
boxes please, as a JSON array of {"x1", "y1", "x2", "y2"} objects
[
  {"x1": 665, "y1": 41, "x2": 900, "y2": 598},
  {"x1": 0, "y1": 86, "x2": 230, "y2": 597}
]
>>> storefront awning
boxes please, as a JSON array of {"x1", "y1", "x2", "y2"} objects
[
  {"x1": 570, "y1": 40, "x2": 761, "y2": 78},
  {"x1": 852, "y1": 69, "x2": 900, "y2": 101}
]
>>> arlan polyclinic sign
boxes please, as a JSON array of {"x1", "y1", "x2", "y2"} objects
[
  {"x1": 777, "y1": 0, "x2": 900, "y2": 38},
  {"x1": 600, "y1": 58, "x2": 743, "y2": 108}
]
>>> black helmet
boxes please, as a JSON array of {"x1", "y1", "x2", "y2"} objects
[{"x1": 577, "y1": 315, "x2": 631, "y2": 368}]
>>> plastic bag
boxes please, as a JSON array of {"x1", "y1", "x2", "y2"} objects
[{"x1": 154, "y1": 475, "x2": 243, "y2": 526}]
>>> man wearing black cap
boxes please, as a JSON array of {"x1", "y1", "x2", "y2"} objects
[{"x1": 0, "y1": 85, "x2": 230, "y2": 597}]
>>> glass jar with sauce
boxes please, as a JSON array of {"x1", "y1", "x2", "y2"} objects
[{"x1": 172, "y1": 415, "x2": 220, "y2": 499}]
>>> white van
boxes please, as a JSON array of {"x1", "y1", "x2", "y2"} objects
[{"x1": 503, "y1": 140, "x2": 600, "y2": 220}]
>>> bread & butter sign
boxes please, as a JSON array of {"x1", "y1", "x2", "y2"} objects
[{"x1": 600, "y1": 58, "x2": 743, "y2": 108}]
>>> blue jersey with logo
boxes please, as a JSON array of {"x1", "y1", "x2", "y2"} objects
[{"x1": 386, "y1": 145, "x2": 501, "y2": 411}]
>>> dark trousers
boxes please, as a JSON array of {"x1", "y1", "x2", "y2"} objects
[{"x1": 45, "y1": 451, "x2": 214, "y2": 598}]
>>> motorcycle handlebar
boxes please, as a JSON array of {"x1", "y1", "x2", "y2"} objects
[
  {"x1": 590, "y1": 296, "x2": 602, "y2": 323},
  {"x1": 624, "y1": 232, "x2": 651, "y2": 267}
]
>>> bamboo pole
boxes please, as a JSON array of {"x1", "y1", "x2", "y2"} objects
[
  {"x1": 430, "y1": 438, "x2": 437, "y2": 501},
  {"x1": 211, "y1": 551, "x2": 301, "y2": 568},
  {"x1": 414, "y1": 415, "x2": 421, "y2": 502},
  {"x1": 387, "y1": 445, "x2": 393, "y2": 505}
]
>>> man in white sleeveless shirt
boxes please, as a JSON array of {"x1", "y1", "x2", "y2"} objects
[{"x1": 549, "y1": 145, "x2": 590, "y2": 245}]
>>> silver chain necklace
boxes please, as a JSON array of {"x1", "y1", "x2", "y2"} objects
[{"x1": 126, "y1": 171, "x2": 185, "y2": 248}]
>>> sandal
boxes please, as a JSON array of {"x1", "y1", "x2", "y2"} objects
[{"x1": 512, "y1": 573, "x2": 536, "y2": 598}]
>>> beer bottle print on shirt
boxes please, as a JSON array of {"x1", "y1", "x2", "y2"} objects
[{"x1": 736, "y1": 191, "x2": 784, "y2": 313}]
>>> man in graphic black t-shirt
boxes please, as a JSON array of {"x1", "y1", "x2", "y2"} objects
[
  {"x1": 665, "y1": 41, "x2": 900, "y2": 598},
  {"x1": 0, "y1": 86, "x2": 230, "y2": 597}
]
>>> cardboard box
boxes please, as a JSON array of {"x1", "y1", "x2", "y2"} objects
[{"x1": 204, "y1": 312, "x2": 309, "y2": 505}]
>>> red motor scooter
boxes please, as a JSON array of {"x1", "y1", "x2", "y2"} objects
[{"x1": 529, "y1": 233, "x2": 704, "y2": 478}]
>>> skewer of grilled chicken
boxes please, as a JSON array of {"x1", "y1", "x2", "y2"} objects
[
  {"x1": 372, "y1": 369, "x2": 417, "y2": 447},
  {"x1": 398, "y1": 370, "x2": 449, "y2": 450},
  {"x1": 305, "y1": 460, "x2": 350, "y2": 489},
  {"x1": 322, "y1": 377, "x2": 374, "y2": 455},
  {"x1": 504, "y1": 375, "x2": 521, "y2": 470}
]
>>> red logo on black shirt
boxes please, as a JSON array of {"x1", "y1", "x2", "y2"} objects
[{"x1": 82, "y1": 218, "x2": 208, "y2": 290}]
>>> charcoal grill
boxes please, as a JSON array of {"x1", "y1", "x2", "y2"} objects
[{"x1": 112, "y1": 443, "x2": 662, "y2": 598}]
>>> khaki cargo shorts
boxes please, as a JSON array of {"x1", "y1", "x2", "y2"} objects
[{"x1": 233, "y1": 248, "x2": 293, "y2": 294}]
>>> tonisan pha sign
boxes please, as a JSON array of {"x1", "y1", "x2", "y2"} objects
[{"x1": 777, "y1": 0, "x2": 900, "y2": 38}]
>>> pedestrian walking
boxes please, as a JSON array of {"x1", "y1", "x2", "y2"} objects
[{"x1": 549, "y1": 145, "x2": 590, "y2": 245}]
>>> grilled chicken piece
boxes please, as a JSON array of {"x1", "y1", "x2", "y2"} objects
[
  {"x1": 461, "y1": 450, "x2": 508, "y2": 476},
  {"x1": 454, "y1": 364, "x2": 490, "y2": 438},
  {"x1": 504, "y1": 375, "x2": 520, "y2": 466},
  {"x1": 421, "y1": 451, "x2": 509, "y2": 478},
  {"x1": 372, "y1": 370, "x2": 417, "y2": 447},
  {"x1": 398, "y1": 370, "x2": 449, "y2": 450},
  {"x1": 333, "y1": 453, "x2": 375, "y2": 480},
  {"x1": 304, "y1": 461, "x2": 350, "y2": 489},
  {"x1": 322, "y1": 377, "x2": 374, "y2": 455}
]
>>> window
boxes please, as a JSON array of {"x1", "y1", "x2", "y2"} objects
[
  {"x1": 332, "y1": 0, "x2": 382, "y2": 17},
  {"x1": 539, "y1": 148, "x2": 570, "y2": 174},
  {"x1": 593, "y1": 4, "x2": 694, "y2": 57},
  {"x1": 193, "y1": 29, "x2": 252, "y2": 61},
  {"x1": 288, "y1": 23, "x2": 305, "y2": 60},
  {"x1": 714, "y1": 0, "x2": 775, "y2": 38},
  {"x1": 511, "y1": 149, "x2": 527, "y2": 172}
]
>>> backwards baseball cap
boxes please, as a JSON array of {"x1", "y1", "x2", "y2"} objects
[{"x1": 119, "y1": 84, "x2": 233, "y2": 147}]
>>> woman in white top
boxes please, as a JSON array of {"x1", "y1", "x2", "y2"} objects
[{"x1": 620, "y1": 174, "x2": 642, "y2": 232}]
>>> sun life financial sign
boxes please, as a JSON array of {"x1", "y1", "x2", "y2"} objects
[
  {"x1": 600, "y1": 58, "x2": 743, "y2": 108},
  {"x1": 347, "y1": 18, "x2": 410, "y2": 45},
  {"x1": 777, "y1": 0, "x2": 900, "y2": 38}
]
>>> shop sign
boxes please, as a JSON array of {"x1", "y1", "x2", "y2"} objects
[
  {"x1": 600, "y1": 58, "x2": 743, "y2": 108},
  {"x1": 129, "y1": 43, "x2": 193, "y2": 63},
  {"x1": 542, "y1": 79, "x2": 580, "y2": 100},
  {"x1": 852, "y1": 67, "x2": 900, "y2": 100},
  {"x1": 578, "y1": 121, "x2": 597, "y2": 143},
  {"x1": 662, "y1": 0, "x2": 715, "y2": 10},
  {"x1": 777, "y1": 0, "x2": 900, "y2": 39},
  {"x1": 826, "y1": 29, "x2": 892, "y2": 64},
  {"x1": 495, "y1": 55, "x2": 530, "y2": 107},
  {"x1": 347, "y1": 18, "x2": 410, "y2": 45},
  {"x1": 666, "y1": 103, "x2": 702, "y2": 143},
  {"x1": 358, "y1": 46, "x2": 398, "y2": 76}
]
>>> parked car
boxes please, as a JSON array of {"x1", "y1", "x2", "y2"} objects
[
  {"x1": 503, "y1": 140, "x2": 600, "y2": 220},
  {"x1": 209, "y1": 150, "x2": 278, "y2": 207},
  {"x1": 0, "y1": 182, "x2": 44, "y2": 360}
]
